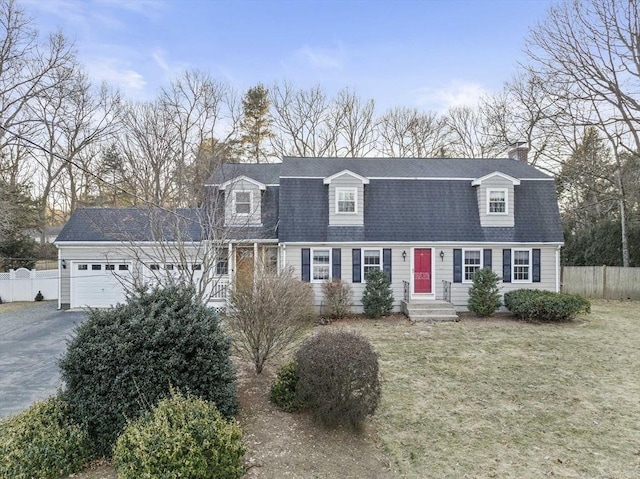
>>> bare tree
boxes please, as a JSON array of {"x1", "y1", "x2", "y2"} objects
[
  {"x1": 525, "y1": 0, "x2": 640, "y2": 265},
  {"x1": 269, "y1": 82, "x2": 340, "y2": 157},
  {"x1": 444, "y1": 104, "x2": 504, "y2": 158},
  {"x1": 0, "y1": 0, "x2": 75, "y2": 186},
  {"x1": 334, "y1": 88, "x2": 377, "y2": 157},
  {"x1": 377, "y1": 107, "x2": 448, "y2": 157},
  {"x1": 225, "y1": 265, "x2": 316, "y2": 374}
]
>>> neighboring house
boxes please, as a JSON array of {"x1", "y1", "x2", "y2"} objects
[
  {"x1": 56, "y1": 148, "x2": 564, "y2": 315},
  {"x1": 25, "y1": 226, "x2": 63, "y2": 244}
]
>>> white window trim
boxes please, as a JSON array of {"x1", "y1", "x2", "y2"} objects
[
  {"x1": 311, "y1": 248, "x2": 331, "y2": 283},
  {"x1": 487, "y1": 188, "x2": 508, "y2": 215},
  {"x1": 462, "y1": 248, "x2": 483, "y2": 283},
  {"x1": 362, "y1": 248, "x2": 383, "y2": 281},
  {"x1": 335, "y1": 187, "x2": 358, "y2": 214},
  {"x1": 233, "y1": 190, "x2": 253, "y2": 216},
  {"x1": 512, "y1": 248, "x2": 532, "y2": 283}
]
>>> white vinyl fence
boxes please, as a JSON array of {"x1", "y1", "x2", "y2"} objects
[
  {"x1": 562, "y1": 266, "x2": 640, "y2": 300},
  {"x1": 0, "y1": 268, "x2": 58, "y2": 303}
]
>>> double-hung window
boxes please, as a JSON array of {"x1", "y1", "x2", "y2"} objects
[
  {"x1": 215, "y1": 249, "x2": 229, "y2": 275},
  {"x1": 513, "y1": 249, "x2": 531, "y2": 282},
  {"x1": 336, "y1": 188, "x2": 357, "y2": 213},
  {"x1": 363, "y1": 249, "x2": 381, "y2": 279},
  {"x1": 463, "y1": 249, "x2": 482, "y2": 282},
  {"x1": 234, "y1": 191, "x2": 252, "y2": 215},
  {"x1": 312, "y1": 249, "x2": 330, "y2": 281},
  {"x1": 488, "y1": 189, "x2": 507, "y2": 214}
]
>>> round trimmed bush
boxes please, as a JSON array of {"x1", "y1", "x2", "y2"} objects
[
  {"x1": 294, "y1": 329, "x2": 381, "y2": 428},
  {"x1": 0, "y1": 394, "x2": 92, "y2": 479},
  {"x1": 269, "y1": 361, "x2": 300, "y2": 412},
  {"x1": 113, "y1": 390, "x2": 245, "y2": 479},
  {"x1": 59, "y1": 285, "x2": 238, "y2": 456}
]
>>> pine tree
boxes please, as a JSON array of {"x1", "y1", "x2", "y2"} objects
[{"x1": 239, "y1": 84, "x2": 272, "y2": 163}]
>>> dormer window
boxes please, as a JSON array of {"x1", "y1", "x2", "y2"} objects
[
  {"x1": 336, "y1": 188, "x2": 357, "y2": 214},
  {"x1": 487, "y1": 189, "x2": 508, "y2": 214},
  {"x1": 234, "y1": 191, "x2": 252, "y2": 215}
]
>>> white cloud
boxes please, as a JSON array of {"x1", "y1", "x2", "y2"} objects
[
  {"x1": 415, "y1": 80, "x2": 490, "y2": 112},
  {"x1": 294, "y1": 44, "x2": 346, "y2": 70},
  {"x1": 86, "y1": 59, "x2": 147, "y2": 97}
]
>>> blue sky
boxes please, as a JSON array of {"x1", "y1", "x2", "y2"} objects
[{"x1": 24, "y1": 0, "x2": 554, "y2": 111}]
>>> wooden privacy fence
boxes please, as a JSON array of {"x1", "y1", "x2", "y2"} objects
[
  {"x1": 0, "y1": 268, "x2": 58, "y2": 302},
  {"x1": 562, "y1": 266, "x2": 640, "y2": 300}
]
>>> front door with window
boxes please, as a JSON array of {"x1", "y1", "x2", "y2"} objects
[
  {"x1": 413, "y1": 248, "x2": 432, "y2": 294},
  {"x1": 235, "y1": 247, "x2": 254, "y2": 292}
]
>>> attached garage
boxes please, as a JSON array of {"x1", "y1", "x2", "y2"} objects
[{"x1": 70, "y1": 261, "x2": 133, "y2": 309}]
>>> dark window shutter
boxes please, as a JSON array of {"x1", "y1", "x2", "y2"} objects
[
  {"x1": 301, "y1": 248, "x2": 310, "y2": 282},
  {"x1": 503, "y1": 249, "x2": 511, "y2": 283},
  {"x1": 352, "y1": 249, "x2": 361, "y2": 283},
  {"x1": 332, "y1": 248, "x2": 341, "y2": 280},
  {"x1": 383, "y1": 248, "x2": 392, "y2": 282},
  {"x1": 453, "y1": 249, "x2": 462, "y2": 283},
  {"x1": 532, "y1": 248, "x2": 541, "y2": 282},
  {"x1": 483, "y1": 249, "x2": 492, "y2": 270}
]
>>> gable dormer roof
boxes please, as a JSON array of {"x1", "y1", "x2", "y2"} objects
[
  {"x1": 219, "y1": 175, "x2": 266, "y2": 191},
  {"x1": 471, "y1": 171, "x2": 521, "y2": 186},
  {"x1": 323, "y1": 169, "x2": 370, "y2": 185}
]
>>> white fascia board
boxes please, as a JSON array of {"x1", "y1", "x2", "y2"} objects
[
  {"x1": 323, "y1": 169, "x2": 370, "y2": 185},
  {"x1": 281, "y1": 241, "x2": 564, "y2": 246},
  {"x1": 471, "y1": 171, "x2": 521, "y2": 186},
  {"x1": 219, "y1": 175, "x2": 267, "y2": 190}
]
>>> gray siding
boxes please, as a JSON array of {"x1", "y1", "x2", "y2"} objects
[
  {"x1": 476, "y1": 177, "x2": 515, "y2": 227},
  {"x1": 225, "y1": 179, "x2": 263, "y2": 226},
  {"x1": 327, "y1": 173, "x2": 365, "y2": 226}
]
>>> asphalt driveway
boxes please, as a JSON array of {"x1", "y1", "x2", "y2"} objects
[{"x1": 0, "y1": 302, "x2": 86, "y2": 418}]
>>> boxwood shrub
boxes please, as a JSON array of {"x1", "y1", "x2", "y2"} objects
[
  {"x1": 113, "y1": 390, "x2": 245, "y2": 479},
  {"x1": 59, "y1": 285, "x2": 238, "y2": 456},
  {"x1": 503, "y1": 289, "x2": 591, "y2": 321},
  {"x1": 0, "y1": 394, "x2": 92, "y2": 479},
  {"x1": 269, "y1": 361, "x2": 301, "y2": 412}
]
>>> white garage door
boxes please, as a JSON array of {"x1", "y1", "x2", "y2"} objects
[{"x1": 71, "y1": 261, "x2": 133, "y2": 308}]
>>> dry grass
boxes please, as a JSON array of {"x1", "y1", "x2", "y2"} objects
[{"x1": 342, "y1": 301, "x2": 640, "y2": 478}]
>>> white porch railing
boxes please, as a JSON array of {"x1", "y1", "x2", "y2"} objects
[{"x1": 0, "y1": 268, "x2": 58, "y2": 302}]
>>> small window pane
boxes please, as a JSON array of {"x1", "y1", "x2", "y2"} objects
[
  {"x1": 105, "y1": 264, "x2": 115, "y2": 271},
  {"x1": 118, "y1": 264, "x2": 129, "y2": 271},
  {"x1": 165, "y1": 264, "x2": 174, "y2": 271},
  {"x1": 78, "y1": 264, "x2": 87, "y2": 271},
  {"x1": 489, "y1": 190, "x2": 506, "y2": 213},
  {"x1": 312, "y1": 249, "x2": 330, "y2": 281},
  {"x1": 192, "y1": 264, "x2": 202, "y2": 271},
  {"x1": 91, "y1": 264, "x2": 101, "y2": 270},
  {"x1": 149, "y1": 264, "x2": 160, "y2": 270}
]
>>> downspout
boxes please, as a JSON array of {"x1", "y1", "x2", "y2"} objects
[
  {"x1": 555, "y1": 245, "x2": 561, "y2": 293},
  {"x1": 57, "y1": 247, "x2": 62, "y2": 310}
]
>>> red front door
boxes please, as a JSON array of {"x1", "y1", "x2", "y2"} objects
[{"x1": 414, "y1": 248, "x2": 432, "y2": 294}]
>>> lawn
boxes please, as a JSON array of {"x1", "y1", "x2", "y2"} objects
[{"x1": 353, "y1": 300, "x2": 640, "y2": 478}]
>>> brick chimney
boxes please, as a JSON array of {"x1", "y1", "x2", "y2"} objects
[{"x1": 508, "y1": 142, "x2": 529, "y2": 163}]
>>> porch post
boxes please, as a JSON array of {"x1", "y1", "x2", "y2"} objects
[
  {"x1": 253, "y1": 242, "x2": 259, "y2": 282},
  {"x1": 228, "y1": 242, "x2": 234, "y2": 287}
]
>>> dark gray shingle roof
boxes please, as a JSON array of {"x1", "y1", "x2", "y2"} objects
[
  {"x1": 206, "y1": 163, "x2": 281, "y2": 185},
  {"x1": 280, "y1": 157, "x2": 552, "y2": 180},
  {"x1": 56, "y1": 208, "x2": 203, "y2": 242},
  {"x1": 278, "y1": 178, "x2": 563, "y2": 243}
]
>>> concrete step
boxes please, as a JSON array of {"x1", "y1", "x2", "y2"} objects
[{"x1": 401, "y1": 300, "x2": 458, "y2": 322}]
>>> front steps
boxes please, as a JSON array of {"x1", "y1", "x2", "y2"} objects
[{"x1": 401, "y1": 300, "x2": 458, "y2": 322}]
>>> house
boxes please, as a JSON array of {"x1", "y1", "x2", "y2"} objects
[{"x1": 56, "y1": 148, "x2": 564, "y2": 316}]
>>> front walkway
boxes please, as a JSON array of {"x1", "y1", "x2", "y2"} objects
[{"x1": 0, "y1": 302, "x2": 86, "y2": 418}]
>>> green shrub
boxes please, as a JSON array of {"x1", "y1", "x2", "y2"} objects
[
  {"x1": 0, "y1": 394, "x2": 92, "y2": 479},
  {"x1": 467, "y1": 268, "x2": 501, "y2": 317},
  {"x1": 503, "y1": 289, "x2": 591, "y2": 321},
  {"x1": 113, "y1": 390, "x2": 245, "y2": 479},
  {"x1": 361, "y1": 269, "x2": 394, "y2": 318},
  {"x1": 59, "y1": 285, "x2": 238, "y2": 456},
  {"x1": 270, "y1": 361, "x2": 301, "y2": 412},
  {"x1": 295, "y1": 329, "x2": 381, "y2": 428},
  {"x1": 321, "y1": 279, "x2": 353, "y2": 319}
]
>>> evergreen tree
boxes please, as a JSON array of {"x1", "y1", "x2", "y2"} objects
[
  {"x1": 239, "y1": 84, "x2": 272, "y2": 163},
  {"x1": 467, "y1": 268, "x2": 501, "y2": 317},
  {"x1": 361, "y1": 269, "x2": 394, "y2": 318}
]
